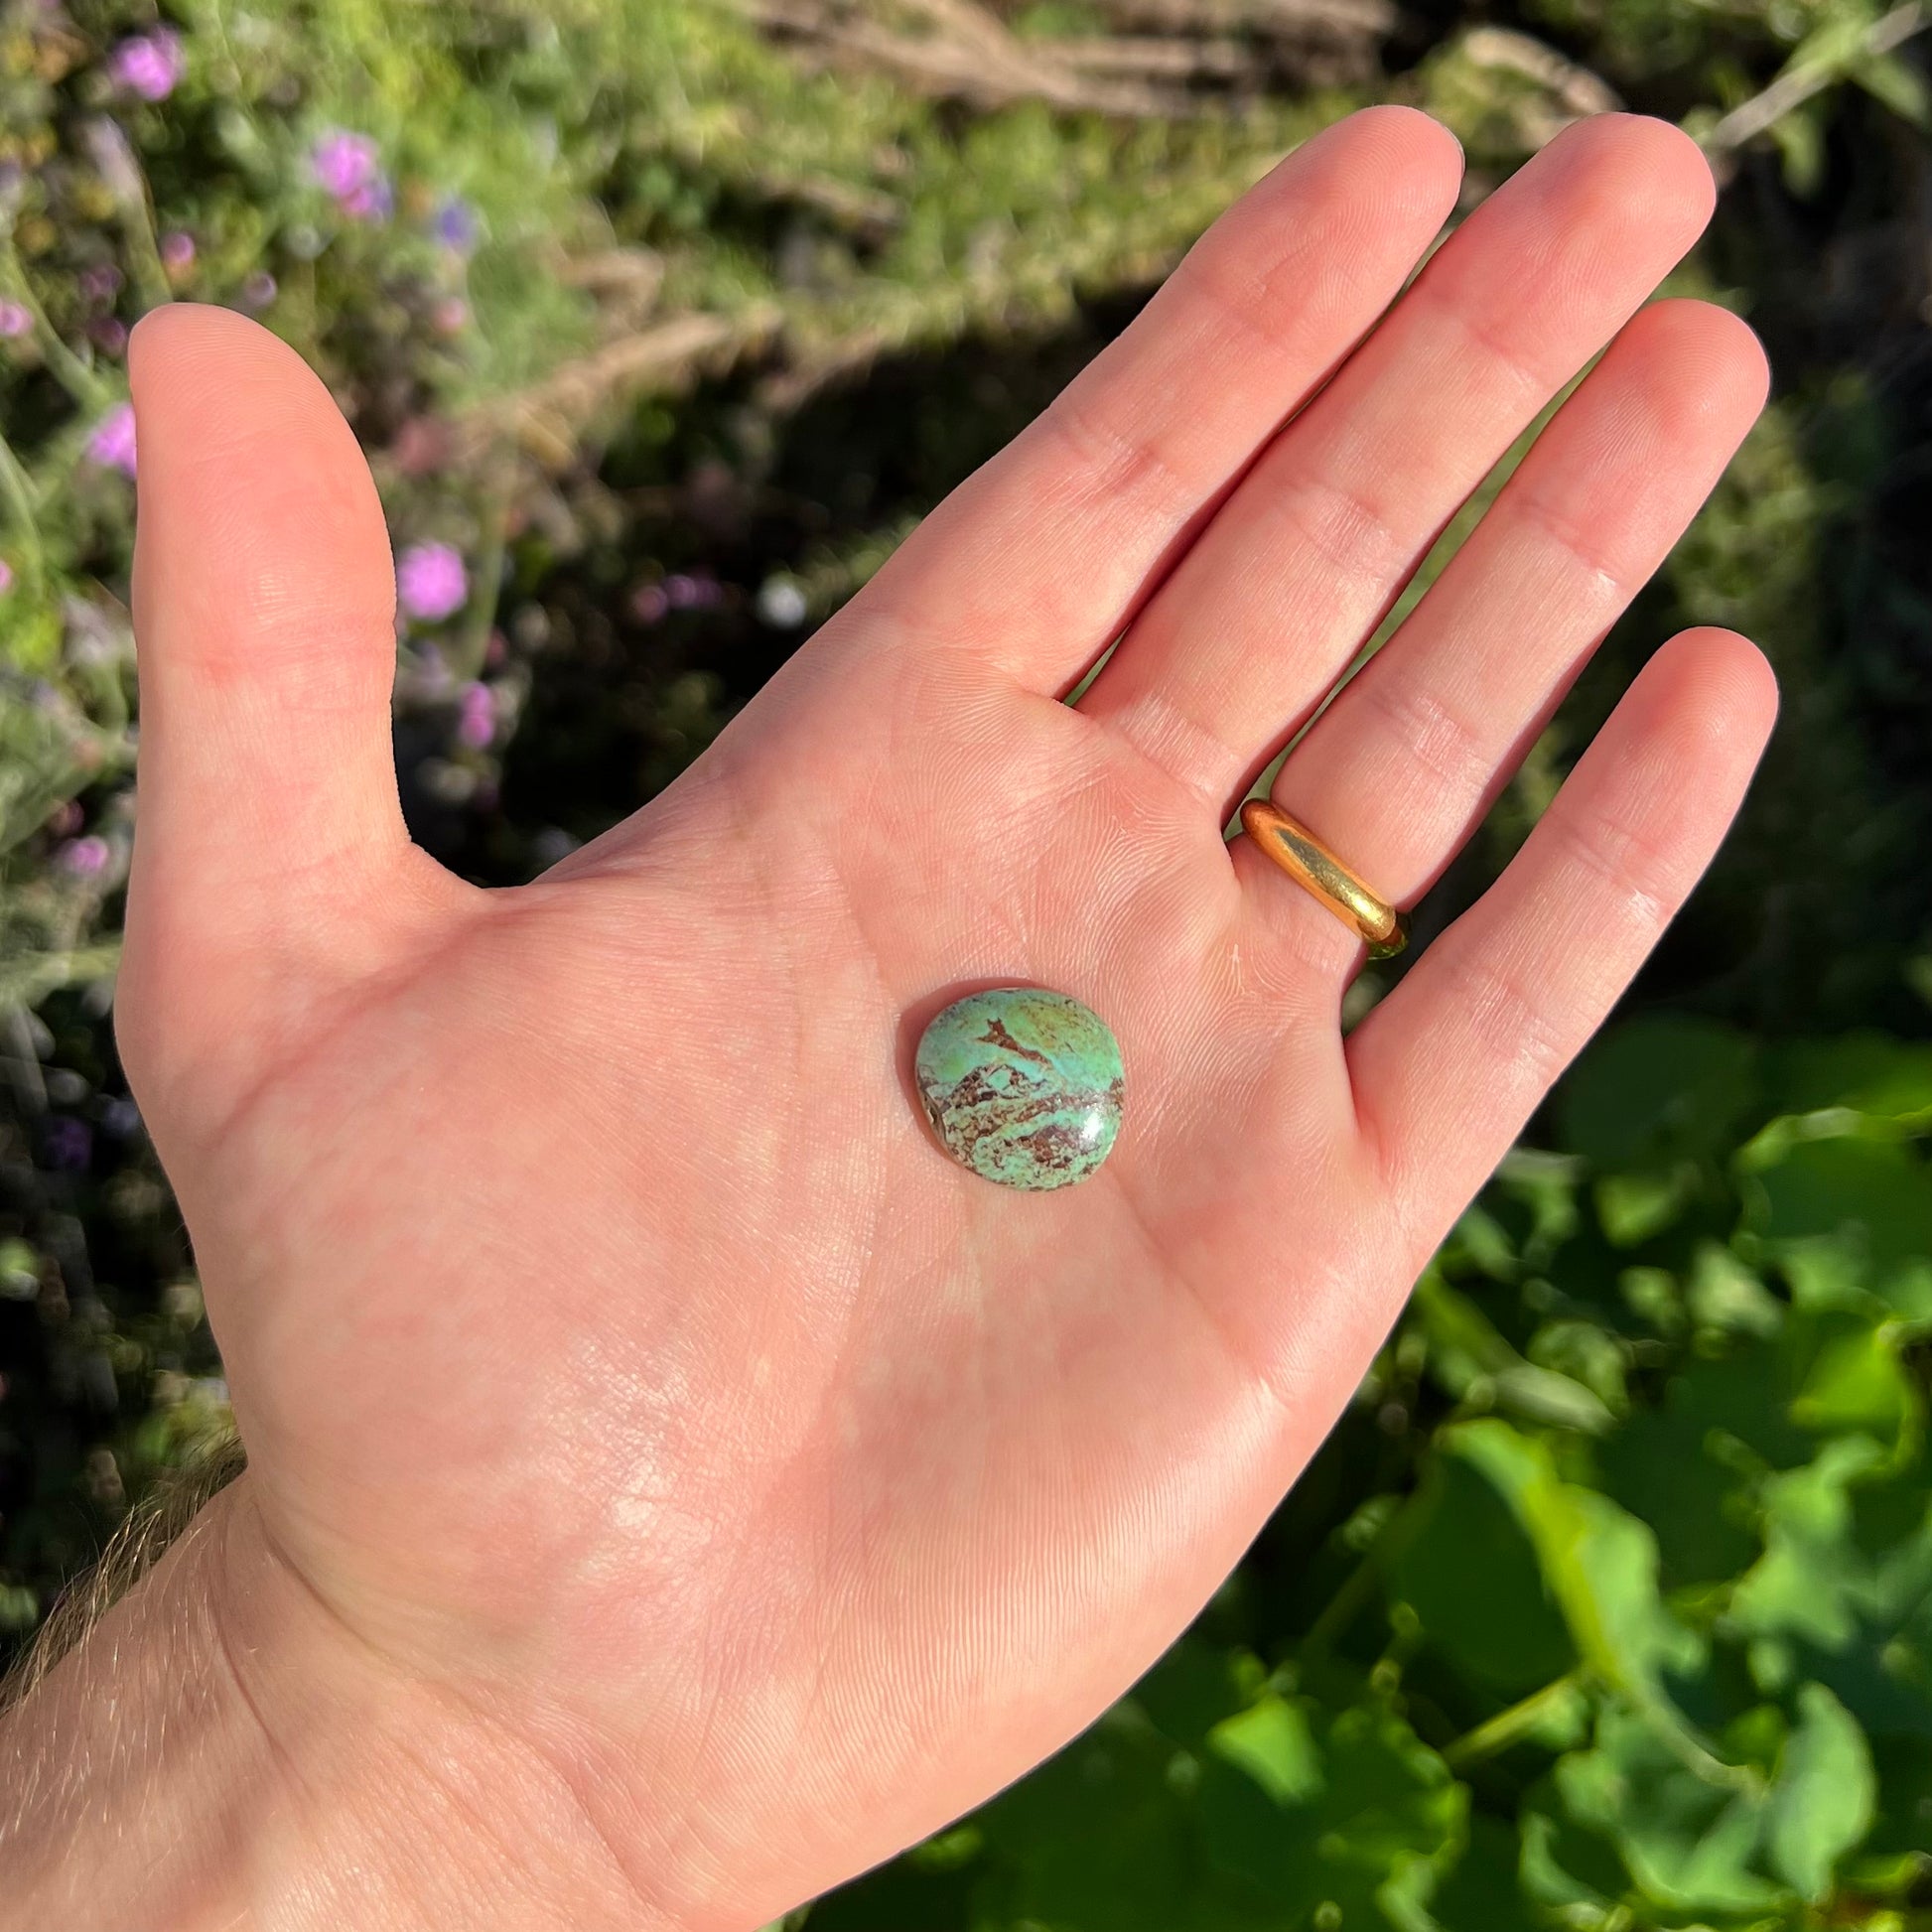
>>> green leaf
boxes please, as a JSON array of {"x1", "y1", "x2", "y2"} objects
[
  {"x1": 1389, "y1": 1452, "x2": 1576, "y2": 1701},
  {"x1": 1552, "y1": 1701, "x2": 1779, "y2": 1916},
  {"x1": 1769, "y1": 1035, "x2": 1932, "y2": 1126},
  {"x1": 1444, "y1": 1421, "x2": 1704, "y2": 1708},
  {"x1": 1557, "y1": 1017, "x2": 1757, "y2": 1171},
  {"x1": 1742, "y1": 1132, "x2": 1932, "y2": 1323},
  {"x1": 1767, "y1": 102, "x2": 1827, "y2": 198},
  {"x1": 1595, "y1": 1398, "x2": 1759, "y2": 1591},
  {"x1": 1790, "y1": 1323, "x2": 1919, "y2": 1448},
  {"x1": 1685, "y1": 1243, "x2": 1785, "y2": 1341},
  {"x1": 1200, "y1": 1698, "x2": 1465, "y2": 1932},
  {"x1": 1594, "y1": 1165, "x2": 1698, "y2": 1247},
  {"x1": 1727, "y1": 1436, "x2": 1893, "y2": 1651},
  {"x1": 1764, "y1": 1683, "x2": 1873, "y2": 1900},
  {"x1": 1134, "y1": 1637, "x2": 1260, "y2": 1751},
  {"x1": 973, "y1": 1703, "x2": 1202, "y2": 1932},
  {"x1": 1851, "y1": 47, "x2": 1932, "y2": 127},
  {"x1": 1207, "y1": 1696, "x2": 1322, "y2": 1808}
]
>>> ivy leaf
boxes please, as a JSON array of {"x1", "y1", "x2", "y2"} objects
[
  {"x1": 1727, "y1": 1436, "x2": 1893, "y2": 1651},
  {"x1": 1789, "y1": 1322, "x2": 1919, "y2": 1447},
  {"x1": 1201, "y1": 1698, "x2": 1465, "y2": 1931},
  {"x1": 1207, "y1": 1696, "x2": 1324, "y2": 1808},
  {"x1": 1133, "y1": 1636, "x2": 1261, "y2": 1752},
  {"x1": 1550, "y1": 1701, "x2": 1781, "y2": 1916},
  {"x1": 1768, "y1": 1035, "x2": 1932, "y2": 1126},
  {"x1": 1557, "y1": 1017, "x2": 1757, "y2": 1171},
  {"x1": 1388, "y1": 1450, "x2": 1576, "y2": 1701},
  {"x1": 971, "y1": 1702, "x2": 1202, "y2": 1931},
  {"x1": 1764, "y1": 1682, "x2": 1873, "y2": 1900},
  {"x1": 1443, "y1": 1420, "x2": 1704, "y2": 1709},
  {"x1": 1742, "y1": 1131, "x2": 1932, "y2": 1323}
]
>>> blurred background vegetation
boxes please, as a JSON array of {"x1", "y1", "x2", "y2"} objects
[{"x1": 2, "y1": 0, "x2": 1930, "y2": 1924}]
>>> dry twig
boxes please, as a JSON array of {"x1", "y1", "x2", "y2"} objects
[
  {"x1": 1457, "y1": 26, "x2": 1622, "y2": 148},
  {"x1": 448, "y1": 309, "x2": 783, "y2": 469},
  {"x1": 1702, "y1": 0, "x2": 1927, "y2": 160},
  {"x1": 735, "y1": 0, "x2": 1203, "y2": 114}
]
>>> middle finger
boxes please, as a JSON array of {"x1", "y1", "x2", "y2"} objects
[{"x1": 1077, "y1": 113, "x2": 1717, "y2": 817}]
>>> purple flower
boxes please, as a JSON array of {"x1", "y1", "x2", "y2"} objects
[
  {"x1": 431, "y1": 197, "x2": 480, "y2": 254},
  {"x1": 341, "y1": 176, "x2": 393, "y2": 221},
  {"x1": 78, "y1": 263, "x2": 124, "y2": 306},
  {"x1": 629, "y1": 582, "x2": 668, "y2": 625},
  {"x1": 431, "y1": 295, "x2": 468, "y2": 336},
  {"x1": 0, "y1": 559, "x2": 13, "y2": 595},
  {"x1": 90, "y1": 318, "x2": 128, "y2": 355},
  {"x1": 109, "y1": 29, "x2": 184, "y2": 102},
  {"x1": 395, "y1": 541, "x2": 467, "y2": 622},
  {"x1": 456, "y1": 681, "x2": 495, "y2": 749},
  {"x1": 239, "y1": 270, "x2": 277, "y2": 310},
  {"x1": 160, "y1": 230, "x2": 195, "y2": 271},
  {"x1": 85, "y1": 403, "x2": 137, "y2": 477},
  {"x1": 59, "y1": 836, "x2": 112, "y2": 879},
  {"x1": 312, "y1": 131, "x2": 391, "y2": 220},
  {"x1": 0, "y1": 300, "x2": 31, "y2": 339},
  {"x1": 43, "y1": 1117, "x2": 92, "y2": 1173}
]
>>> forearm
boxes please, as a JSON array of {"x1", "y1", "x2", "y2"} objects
[{"x1": 0, "y1": 1477, "x2": 680, "y2": 1932}]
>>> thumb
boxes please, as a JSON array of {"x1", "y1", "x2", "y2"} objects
[{"x1": 120, "y1": 305, "x2": 418, "y2": 1119}]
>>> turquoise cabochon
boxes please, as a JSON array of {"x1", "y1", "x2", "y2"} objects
[{"x1": 912, "y1": 987, "x2": 1125, "y2": 1191}]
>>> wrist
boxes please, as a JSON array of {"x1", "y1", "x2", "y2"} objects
[{"x1": 0, "y1": 1473, "x2": 685, "y2": 1932}]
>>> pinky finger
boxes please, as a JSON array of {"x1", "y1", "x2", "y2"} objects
[{"x1": 1344, "y1": 626, "x2": 1777, "y2": 1247}]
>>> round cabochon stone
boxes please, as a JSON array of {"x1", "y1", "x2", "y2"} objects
[{"x1": 913, "y1": 987, "x2": 1124, "y2": 1191}]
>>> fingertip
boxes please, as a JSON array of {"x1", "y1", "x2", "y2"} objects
[
  {"x1": 1351, "y1": 101, "x2": 1466, "y2": 174},
  {"x1": 131, "y1": 301, "x2": 364, "y2": 474},
  {"x1": 1540, "y1": 110, "x2": 1718, "y2": 247},
  {"x1": 1652, "y1": 624, "x2": 1780, "y2": 759},
  {"x1": 1277, "y1": 103, "x2": 1463, "y2": 232},
  {"x1": 1618, "y1": 298, "x2": 1772, "y2": 433},
  {"x1": 129, "y1": 303, "x2": 394, "y2": 670}
]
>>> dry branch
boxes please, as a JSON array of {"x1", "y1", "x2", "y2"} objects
[
  {"x1": 1703, "y1": 0, "x2": 1927, "y2": 159},
  {"x1": 1035, "y1": 34, "x2": 1254, "y2": 81},
  {"x1": 735, "y1": 0, "x2": 1206, "y2": 114},
  {"x1": 1458, "y1": 26, "x2": 1622, "y2": 148},
  {"x1": 1086, "y1": 0, "x2": 1396, "y2": 35},
  {"x1": 448, "y1": 309, "x2": 782, "y2": 469}
]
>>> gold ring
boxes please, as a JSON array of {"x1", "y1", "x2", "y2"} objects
[{"x1": 1239, "y1": 800, "x2": 1409, "y2": 960}]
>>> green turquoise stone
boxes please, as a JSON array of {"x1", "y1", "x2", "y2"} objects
[{"x1": 913, "y1": 988, "x2": 1124, "y2": 1191}]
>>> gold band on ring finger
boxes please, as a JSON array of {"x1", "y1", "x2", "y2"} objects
[{"x1": 1239, "y1": 799, "x2": 1409, "y2": 960}]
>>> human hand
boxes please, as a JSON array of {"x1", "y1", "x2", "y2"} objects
[{"x1": 3, "y1": 106, "x2": 1775, "y2": 1931}]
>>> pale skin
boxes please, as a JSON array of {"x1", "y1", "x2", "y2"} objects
[{"x1": 0, "y1": 107, "x2": 1779, "y2": 1930}]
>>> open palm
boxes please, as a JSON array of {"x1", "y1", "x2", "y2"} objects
[{"x1": 117, "y1": 107, "x2": 1774, "y2": 1931}]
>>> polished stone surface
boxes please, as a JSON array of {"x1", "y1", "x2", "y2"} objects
[{"x1": 913, "y1": 988, "x2": 1124, "y2": 1191}]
